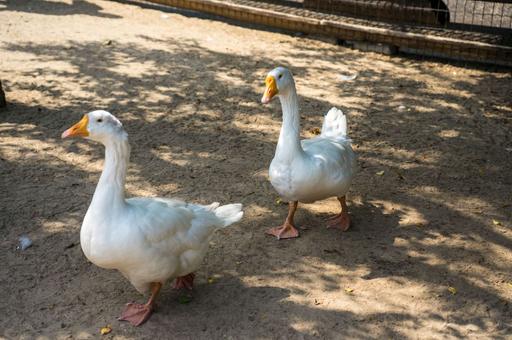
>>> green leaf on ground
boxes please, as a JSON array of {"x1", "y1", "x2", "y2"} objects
[{"x1": 178, "y1": 295, "x2": 192, "y2": 304}]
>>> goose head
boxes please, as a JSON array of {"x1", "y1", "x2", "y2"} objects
[
  {"x1": 61, "y1": 110, "x2": 125, "y2": 144},
  {"x1": 261, "y1": 67, "x2": 295, "y2": 104}
]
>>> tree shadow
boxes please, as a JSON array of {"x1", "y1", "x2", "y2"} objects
[
  {"x1": 1, "y1": 15, "x2": 511, "y2": 338},
  {"x1": 0, "y1": 0, "x2": 121, "y2": 18}
]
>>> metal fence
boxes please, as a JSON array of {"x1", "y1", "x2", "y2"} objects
[
  {"x1": 269, "y1": 0, "x2": 512, "y2": 64},
  {"x1": 147, "y1": 0, "x2": 512, "y2": 65},
  {"x1": 302, "y1": 0, "x2": 512, "y2": 29}
]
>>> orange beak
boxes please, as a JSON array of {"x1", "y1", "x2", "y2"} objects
[
  {"x1": 261, "y1": 75, "x2": 278, "y2": 104},
  {"x1": 61, "y1": 115, "x2": 89, "y2": 138}
]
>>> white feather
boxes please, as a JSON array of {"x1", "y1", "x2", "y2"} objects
[
  {"x1": 214, "y1": 203, "x2": 244, "y2": 227},
  {"x1": 321, "y1": 107, "x2": 349, "y2": 140}
]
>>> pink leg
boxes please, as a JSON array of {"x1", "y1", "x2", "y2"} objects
[
  {"x1": 327, "y1": 196, "x2": 351, "y2": 232},
  {"x1": 118, "y1": 282, "x2": 161, "y2": 326},
  {"x1": 266, "y1": 201, "x2": 300, "y2": 240},
  {"x1": 172, "y1": 273, "x2": 195, "y2": 290}
]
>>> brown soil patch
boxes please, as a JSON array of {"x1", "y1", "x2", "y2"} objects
[{"x1": 1, "y1": 0, "x2": 511, "y2": 338}]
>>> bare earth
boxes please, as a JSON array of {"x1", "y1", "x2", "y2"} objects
[{"x1": 1, "y1": 0, "x2": 511, "y2": 339}]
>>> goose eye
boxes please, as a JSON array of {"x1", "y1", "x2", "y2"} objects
[{"x1": 97, "y1": 118, "x2": 103, "y2": 123}]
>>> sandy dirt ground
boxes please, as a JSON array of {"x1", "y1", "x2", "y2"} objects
[{"x1": 1, "y1": 0, "x2": 511, "y2": 338}]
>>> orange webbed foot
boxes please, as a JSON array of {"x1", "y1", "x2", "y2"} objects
[
  {"x1": 172, "y1": 273, "x2": 195, "y2": 290},
  {"x1": 118, "y1": 302, "x2": 153, "y2": 326},
  {"x1": 326, "y1": 212, "x2": 351, "y2": 232},
  {"x1": 266, "y1": 222, "x2": 300, "y2": 240}
]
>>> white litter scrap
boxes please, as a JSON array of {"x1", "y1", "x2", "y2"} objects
[
  {"x1": 17, "y1": 236, "x2": 33, "y2": 250},
  {"x1": 339, "y1": 73, "x2": 358, "y2": 81}
]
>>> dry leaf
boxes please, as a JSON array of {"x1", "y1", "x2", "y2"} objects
[
  {"x1": 309, "y1": 127, "x2": 321, "y2": 135},
  {"x1": 275, "y1": 197, "x2": 286, "y2": 205},
  {"x1": 345, "y1": 287, "x2": 354, "y2": 293},
  {"x1": 207, "y1": 277, "x2": 215, "y2": 284},
  {"x1": 448, "y1": 286, "x2": 457, "y2": 295},
  {"x1": 376, "y1": 171, "x2": 385, "y2": 176},
  {"x1": 100, "y1": 325, "x2": 112, "y2": 335},
  {"x1": 492, "y1": 219, "x2": 501, "y2": 226}
]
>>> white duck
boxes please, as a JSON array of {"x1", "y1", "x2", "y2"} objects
[
  {"x1": 61, "y1": 110, "x2": 243, "y2": 326},
  {"x1": 261, "y1": 67, "x2": 356, "y2": 239}
]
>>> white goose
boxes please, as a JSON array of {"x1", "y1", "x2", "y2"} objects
[
  {"x1": 62, "y1": 110, "x2": 243, "y2": 326},
  {"x1": 261, "y1": 67, "x2": 356, "y2": 239}
]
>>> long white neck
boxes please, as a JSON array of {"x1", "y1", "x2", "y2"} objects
[
  {"x1": 89, "y1": 134, "x2": 130, "y2": 213},
  {"x1": 275, "y1": 86, "x2": 304, "y2": 161}
]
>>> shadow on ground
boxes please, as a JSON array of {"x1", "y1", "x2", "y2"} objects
[
  {"x1": 0, "y1": 1, "x2": 511, "y2": 338},
  {"x1": 0, "y1": 0, "x2": 121, "y2": 18}
]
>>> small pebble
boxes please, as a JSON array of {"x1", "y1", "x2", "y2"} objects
[{"x1": 18, "y1": 235, "x2": 33, "y2": 250}]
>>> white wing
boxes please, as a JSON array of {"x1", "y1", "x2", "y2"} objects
[
  {"x1": 120, "y1": 197, "x2": 242, "y2": 291},
  {"x1": 126, "y1": 197, "x2": 193, "y2": 244}
]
